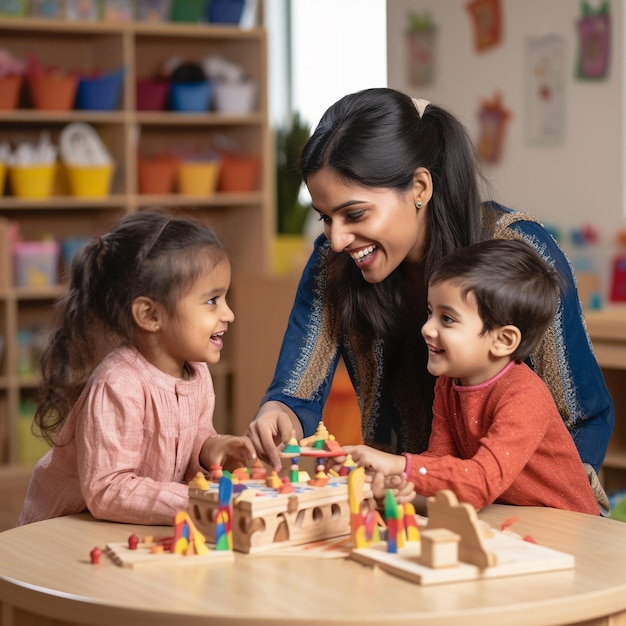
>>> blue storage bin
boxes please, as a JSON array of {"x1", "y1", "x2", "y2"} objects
[
  {"x1": 207, "y1": 0, "x2": 244, "y2": 24},
  {"x1": 76, "y1": 68, "x2": 125, "y2": 111},
  {"x1": 170, "y1": 81, "x2": 212, "y2": 112}
]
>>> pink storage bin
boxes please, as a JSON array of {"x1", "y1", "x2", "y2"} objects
[{"x1": 13, "y1": 240, "x2": 60, "y2": 287}]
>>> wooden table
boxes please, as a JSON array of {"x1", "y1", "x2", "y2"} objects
[{"x1": 1, "y1": 507, "x2": 626, "y2": 626}]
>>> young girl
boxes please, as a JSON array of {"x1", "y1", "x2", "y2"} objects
[
  {"x1": 18, "y1": 209, "x2": 256, "y2": 526},
  {"x1": 343, "y1": 240, "x2": 600, "y2": 516}
]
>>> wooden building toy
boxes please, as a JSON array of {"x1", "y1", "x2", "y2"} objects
[
  {"x1": 188, "y1": 473, "x2": 374, "y2": 553},
  {"x1": 419, "y1": 528, "x2": 461, "y2": 569},
  {"x1": 104, "y1": 478, "x2": 235, "y2": 568},
  {"x1": 187, "y1": 422, "x2": 373, "y2": 554},
  {"x1": 350, "y1": 489, "x2": 576, "y2": 586}
]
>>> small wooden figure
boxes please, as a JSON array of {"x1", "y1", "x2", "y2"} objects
[
  {"x1": 403, "y1": 502, "x2": 421, "y2": 542},
  {"x1": 208, "y1": 464, "x2": 223, "y2": 481},
  {"x1": 90, "y1": 546, "x2": 102, "y2": 564},
  {"x1": 173, "y1": 511, "x2": 209, "y2": 555},
  {"x1": 419, "y1": 528, "x2": 461, "y2": 569},
  {"x1": 128, "y1": 534, "x2": 139, "y2": 550},
  {"x1": 299, "y1": 420, "x2": 329, "y2": 448},
  {"x1": 348, "y1": 467, "x2": 380, "y2": 548},
  {"x1": 425, "y1": 490, "x2": 496, "y2": 568},
  {"x1": 190, "y1": 471, "x2": 210, "y2": 490},
  {"x1": 250, "y1": 459, "x2": 267, "y2": 480},
  {"x1": 215, "y1": 475, "x2": 233, "y2": 551},
  {"x1": 384, "y1": 490, "x2": 405, "y2": 553},
  {"x1": 266, "y1": 471, "x2": 282, "y2": 488}
]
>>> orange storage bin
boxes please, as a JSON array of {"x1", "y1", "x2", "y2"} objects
[
  {"x1": 138, "y1": 157, "x2": 178, "y2": 194},
  {"x1": 218, "y1": 151, "x2": 260, "y2": 192},
  {"x1": 28, "y1": 74, "x2": 77, "y2": 111},
  {"x1": 0, "y1": 75, "x2": 23, "y2": 110}
]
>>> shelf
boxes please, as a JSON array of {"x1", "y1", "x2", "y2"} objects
[{"x1": 0, "y1": 9, "x2": 271, "y2": 465}]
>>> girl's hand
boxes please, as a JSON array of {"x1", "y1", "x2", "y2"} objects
[{"x1": 200, "y1": 435, "x2": 257, "y2": 471}]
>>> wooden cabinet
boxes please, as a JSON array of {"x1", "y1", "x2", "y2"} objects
[
  {"x1": 584, "y1": 309, "x2": 626, "y2": 495},
  {"x1": 0, "y1": 12, "x2": 272, "y2": 465}
]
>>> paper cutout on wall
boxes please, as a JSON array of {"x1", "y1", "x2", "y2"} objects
[
  {"x1": 526, "y1": 35, "x2": 566, "y2": 145},
  {"x1": 405, "y1": 12, "x2": 437, "y2": 87},
  {"x1": 466, "y1": 0, "x2": 502, "y2": 53},
  {"x1": 576, "y1": 1, "x2": 610, "y2": 80},
  {"x1": 476, "y1": 92, "x2": 511, "y2": 164}
]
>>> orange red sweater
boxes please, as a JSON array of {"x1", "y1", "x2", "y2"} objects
[{"x1": 405, "y1": 361, "x2": 599, "y2": 515}]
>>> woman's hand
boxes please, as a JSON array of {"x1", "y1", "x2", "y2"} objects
[
  {"x1": 246, "y1": 401, "x2": 303, "y2": 472},
  {"x1": 200, "y1": 435, "x2": 257, "y2": 472}
]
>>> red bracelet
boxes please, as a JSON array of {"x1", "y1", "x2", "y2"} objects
[{"x1": 402, "y1": 452, "x2": 412, "y2": 478}]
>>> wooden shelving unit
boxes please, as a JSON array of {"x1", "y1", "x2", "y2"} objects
[
  {"x1": 0, "y1": 11, "x2": 273, "y2": 466},
  {"x1": 583, "y1": 308, "x2": 626, "y2": 495}
]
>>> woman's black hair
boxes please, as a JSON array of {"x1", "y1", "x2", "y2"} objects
[{"x1": 299, "y1": 87, "x2": 485, "y2": 347}]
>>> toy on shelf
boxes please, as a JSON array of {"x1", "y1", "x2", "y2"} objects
[{"x1": 350, "y1": 488, "x2": 575, "y2": 586}]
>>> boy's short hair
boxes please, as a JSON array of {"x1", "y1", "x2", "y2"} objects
[{"x1": 427, "y1": 239, "x2": 562, "y2": 362}]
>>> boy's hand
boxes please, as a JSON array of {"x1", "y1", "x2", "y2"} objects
[
  {"x1": 367, "y1": 471, "x2": 416, "y2": 506},
  {"x1": 343, "y1": 444, "x2": 407, "y2": 476}
]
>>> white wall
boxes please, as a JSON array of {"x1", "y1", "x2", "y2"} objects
[
  {"x1": 386, "y1": 0, "x2": 624, "y2": 239},
  {"x1": 290, "y1": 0, "x2": 388, "y2": 130}
]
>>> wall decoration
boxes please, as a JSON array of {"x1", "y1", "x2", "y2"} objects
[
  {"x1": 526, "y1": 35, "x2": 566, "y2": 146},
  {"x1": 576, "y1": 1, "x2": 610, "y2": 80},
  {"x1": 405, "y1": 12, "x2": 437, "y2": 87},
  {"x1": 476, "y1": 92, "x2": 511, "y2": 164},
  {"x1": 466, "y1": 0, "x2": 502, "y2": 53}
]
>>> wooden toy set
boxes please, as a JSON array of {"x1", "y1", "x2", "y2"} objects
[
  {"x1": 348, "y1": 474, "x2": 576, "y2": 586},
  {"x1": 188, "y1": 422, "x2": 375, "y2": 553},
  {"x1": 97, "y1": 421, "x2": 576, "y2": 584}
]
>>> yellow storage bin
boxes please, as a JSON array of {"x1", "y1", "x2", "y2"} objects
[
  {"x1": 66, "y1": 163, "x2": 115, "y2": 198},
  {"x1": 9, "y1": 163, "x2": 56, "y2": 199},
  {"x1": 178, "y1": 161, "x2": 220, "y2": 195}
]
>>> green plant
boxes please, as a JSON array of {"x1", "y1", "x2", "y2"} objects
[{"x1": 275, "y1": 111, "x2": 311, "y2": 235}]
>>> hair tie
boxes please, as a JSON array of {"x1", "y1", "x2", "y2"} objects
[{"x1": 412, "y1": 97, "x2": 430, "y2": 118}]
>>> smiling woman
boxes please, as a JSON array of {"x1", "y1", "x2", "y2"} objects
[{"x1": 245, "y1": 87, "x2": 613, "y2": 518}]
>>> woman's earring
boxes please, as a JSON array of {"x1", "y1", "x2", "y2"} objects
[
  {"x1": 416, "y1": 201, "x2": 423, "y2": 209},
  {"x1": 155, "y1": 324, "x2": 160, "y2": 331}
]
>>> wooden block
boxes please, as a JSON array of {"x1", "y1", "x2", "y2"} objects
[
  {"x1": 351, "y1": 530, "x2": 574, "y2": 585},
  {"x1": 425, "y1": 490, "x2": 496, "y2": 568},
  {"x1": 104, "y1": 542, "x2": 234, "y2": 568},
  {"x1": 419, "y1": 528, "x2": 460, "y2": 569}
]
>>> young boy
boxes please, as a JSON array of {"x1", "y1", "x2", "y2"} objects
[{"x1": 345, "y1": 239, "x2": 600, "y2": 515}]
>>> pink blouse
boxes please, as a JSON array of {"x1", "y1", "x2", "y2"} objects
[{"x1": 18, "y1": 345, "x2": 217, "y2": 526}]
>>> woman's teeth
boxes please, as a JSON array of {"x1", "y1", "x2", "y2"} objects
[{"x1": 351, "y1": 245, "x2": 376, "y2": 262}]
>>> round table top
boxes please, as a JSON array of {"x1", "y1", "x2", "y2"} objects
[{"x1": 1, "y1": 505, "x2": 625, "y2": 626}]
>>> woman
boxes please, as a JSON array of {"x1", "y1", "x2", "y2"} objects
[{"x1": 247, "y1": 88, "x2": 613, "y2": 510}]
